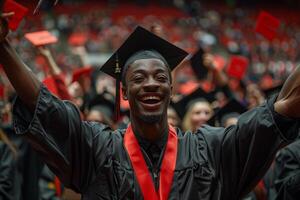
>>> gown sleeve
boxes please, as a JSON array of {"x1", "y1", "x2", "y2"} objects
[
  {"x1": 273, "y1": 140, "x2": 300, "y2": 200},
  {"x1": 199, "y1": 96, "x2": 300, "y2": 199},
  {"x1": 0, "y1": 141, "x2": 16, "y2": 200},
  {"x1": 12, "y1": 85, "x2": 113, "y2": 193}
]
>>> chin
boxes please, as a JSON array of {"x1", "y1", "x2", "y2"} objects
[{"x1": 139, "y1": 113, "x2": 163, "y2": 124}]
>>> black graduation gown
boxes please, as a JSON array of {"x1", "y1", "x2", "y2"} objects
[
  {"x1": 273, "y1": 139, "x2": 300, "y2": 200},
  {"x1": 3, "y1": 125, "x2": 44, "y2": 200},
  {"x1": 0, "y1": 140, "x2": 17, "y2": 200},
  {"x1": 12, "y1": 86, "x2": 299, "y2": 200}
]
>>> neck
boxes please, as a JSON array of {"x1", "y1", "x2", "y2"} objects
[{"x1": 130, "y1": 114, "x2": 169, "y2": 142}]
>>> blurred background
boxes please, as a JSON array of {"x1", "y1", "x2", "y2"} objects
[{"x1": 0, "y1": 1, "x2": 300, "y2": 199}]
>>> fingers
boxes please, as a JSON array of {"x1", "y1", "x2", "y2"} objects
[{"x1": 1, "y1": 12, "x2": 15, "y2": 18}]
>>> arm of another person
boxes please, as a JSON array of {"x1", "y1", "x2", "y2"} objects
[{"x1": 0, "y1": 15, "x2": 113, "y2": 193}]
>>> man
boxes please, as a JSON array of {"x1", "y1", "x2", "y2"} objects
[{"x1": 0, "y1": 14, "x2": 300, "y2": 200}]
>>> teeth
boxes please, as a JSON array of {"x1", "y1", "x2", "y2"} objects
[{"x1": 142, "y1": 96, "x2": 161, "y2": 101}]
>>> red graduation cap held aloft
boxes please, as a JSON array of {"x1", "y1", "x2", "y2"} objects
[
  {"x1": 25, "y1": 30, "x2": 58, "y2": 46},
  {"x1": 227, "y1": 55, "x2": 249, "y2": 80},
  {"x1": 3, "y1": 0, "x2": 28, "y2": 31},
  {"x1": 71, "y1": 66, "x2": 93, "y2": 83},
  {"x1": 255, "y1": 11, "x2": 281, "y2": 41}
]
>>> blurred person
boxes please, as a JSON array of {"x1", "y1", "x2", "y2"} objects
[
  {"x1": 1, "y1": 11, "x2": 300, "y2": 200},
  {"x1": 167, "y1": 106, "x2": 181, "y2": 128},
  {"x1": 247, "y1": 83, "x2": 265, "y2": 110},
  {"x1": 182, "y1": 98, "x2": 214, "y2": 132}
]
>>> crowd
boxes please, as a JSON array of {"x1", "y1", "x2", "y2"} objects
[{"x1": 0, "y1": 1, "x2": 300, "y2": 200}]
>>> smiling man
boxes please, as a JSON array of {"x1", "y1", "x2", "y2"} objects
[{"x1": 0, "y1": 17, "x2": 300, "y2": 200}]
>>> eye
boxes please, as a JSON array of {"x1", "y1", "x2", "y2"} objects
[
  {"x1": 133, "y1": 76, "x2": 144, "y2": 83},
  {"x1": 156, "y1": 74, "x2": 168, "y2": 82}
]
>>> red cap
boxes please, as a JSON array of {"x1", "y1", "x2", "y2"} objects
[
  {"x1": 227, "y1": 55, "x2": 249, "y2": 80},
  {"x1": 71, "y1": 66, "x2": 93, "y2": 83},
  {"x1": 3, "y1": 0, "x2": 29, "y2": 31},
  {"x1": 43, "y1": 76, "x2": 59, "y2": 97},
  {"x1": 25, "y1": 30, "x2": 58, "y2": 46},
  {"x1": 255, "y1": 11, "x2": 280, "y2": 41}
]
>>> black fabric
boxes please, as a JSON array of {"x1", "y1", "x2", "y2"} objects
[
  {"x1": 0, "y1": 140, "x2": 17, "y2": 200},
  {"x1": 12, "y1": 85, "x2": 300, "y2": 200},
  {"x1": 273, "y1": 139, "x2": 300, "y2": 200},
  {"x1": 3, "y1": 124, "x2": 44, "y2": 200}
]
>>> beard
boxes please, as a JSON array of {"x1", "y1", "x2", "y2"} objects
[{"x1": 139, "y1": 113, "x2": 163, "y2": 124}]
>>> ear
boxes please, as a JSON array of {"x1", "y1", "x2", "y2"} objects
[
  {"x1": 170, "y1": 84, "x2": 173, "y2": 99},
  {"x1": 122, "y1": 86, "x2": 128, "y2": 100}
]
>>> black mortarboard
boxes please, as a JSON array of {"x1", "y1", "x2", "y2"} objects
[
  {"x1": 172, "y1": 87, "x2": 216, "y2": 119},
  {"x1": 190, "y1": 48, "x2": 207, "y2": 80},
  {"x1": 262, "y1": 83, "x2": 283, "y2": 99},
  {"x1": 100, "y1": 25, "x2": 188, "y2": 120},
  {"x1": 88, "y1": 94, "x2": 115, "y2": 121},
  {"x1": 207, "y1": 98, "x2": 247, "y2": 127}
]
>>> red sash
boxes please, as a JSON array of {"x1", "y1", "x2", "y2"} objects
[{"x1": 124, "y1": 125, "x2": 178, "y2": 200}]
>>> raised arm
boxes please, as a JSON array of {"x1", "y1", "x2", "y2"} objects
[
  {"x1": 275, "y1": 65, "x2": 300, "y2": 118},
  {"x1": 0, "y1": 16, "x2": 41, "y2": 111},
  {"x1": 0, "y1": 16, "x2": 113, "y2": 192}
]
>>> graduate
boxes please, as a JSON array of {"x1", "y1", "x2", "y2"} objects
[{"x1": 1, "y1": 13, "x2": 300, "y2": 200}]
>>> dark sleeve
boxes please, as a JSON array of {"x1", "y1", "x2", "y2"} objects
[
  {"x1": 0, "y1": 141, "x2": 16, "y2": 200},
  {"x1": 12, "y1": 85, "x2": 113, "y2": 193},
  {"x1": 273, "y1": 141, "x2": 300, "y2": 200},
  {"x1": 200, "y1": 95, "x2": 299, "y2": 199}
]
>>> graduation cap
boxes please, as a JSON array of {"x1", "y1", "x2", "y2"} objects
[
  {"x1": 100, "y1": 25, "x2": 188, "y2": 120},
  {"x1": 71, "y1": 66, "x2": 93, "y2": 83},
  {"x1": 262, "y1": 83, "x2": 283, "y2": 99},
  {"x1": 207, "y1": 98, "x2": 247, "y2": 127},
  {"x1": 88, "y1": 94, "x2": 115, "y2": 121},
  {"x1": 190, "y1": 48, "x2": 207, "y2": 80},
  {"x1": 25, "y1": 30, "x2": 58, "y2": 46},
  {"x1": 43, "y1": 76, "x2": 59, "y2": 97},
  {"x1": 172, "y1": 87, "x2": 216, "y2": 119},
  {"x1": 3, "y1": 0, "x2": 28, "y2": 31},
  {"x1": 227, "y1": 55, "x2": 249, "y2": 80},
  {"x1": 255, "y1": 11, "x2": 280, "y2": 41}
]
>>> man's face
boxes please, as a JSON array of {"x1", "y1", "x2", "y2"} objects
[{"x1": 122, "y1": 58, "x2": 172, "y2": 123}]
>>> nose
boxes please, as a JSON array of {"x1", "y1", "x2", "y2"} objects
[{"x1": 143, "y1": 76, "x2": 160, "y2": 91}]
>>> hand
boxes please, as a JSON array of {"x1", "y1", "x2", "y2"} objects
[{"x1": 0, "y1": 12, "x2": 14, "y2": 42}]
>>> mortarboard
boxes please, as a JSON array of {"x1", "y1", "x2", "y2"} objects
[
  {"x1": 227, "y1": 55, "x2": 249, "y2": 80},
  {"x1": 43, "y1": 76, "x2": 59, "y2": 97},
  {"x1": 207, "y1": 98, "x2": 247, "y2": 127},
  {"x1": 262, "y1": 83, "x2": 283, "y2": 99},
  {"x1": 3, "y1": 0, "x2": 28, "y2": 31},
  {"x1": 190, "y1": 48, "x2": 207, "y2": 80},
  {"x1": 71, "y1": 66, "x2": 93, "y2": 83},
  {"x1": 172, "y1": 87, "x2": 216, "y2": 119},
  {"x1": 88, "y1": 94, "x2": 115, "y2": 121},
  {"x1": 100, "y1": 25, "x2": 188, "y2": 120},
  {"x1": 255, "y1": 11, "x2": 280, "y2": 41},
  {"x1": 25, "y1": 30, "x2": 58, "y2": 46}
]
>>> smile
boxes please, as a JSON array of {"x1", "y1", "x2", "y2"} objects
[{"x1": 139, "y1": 95, "x2": 162, "y2": 110}]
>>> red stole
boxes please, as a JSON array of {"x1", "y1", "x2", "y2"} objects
[{"x1": 124, "y1": 125, "x2": 178, "y2": 200}]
